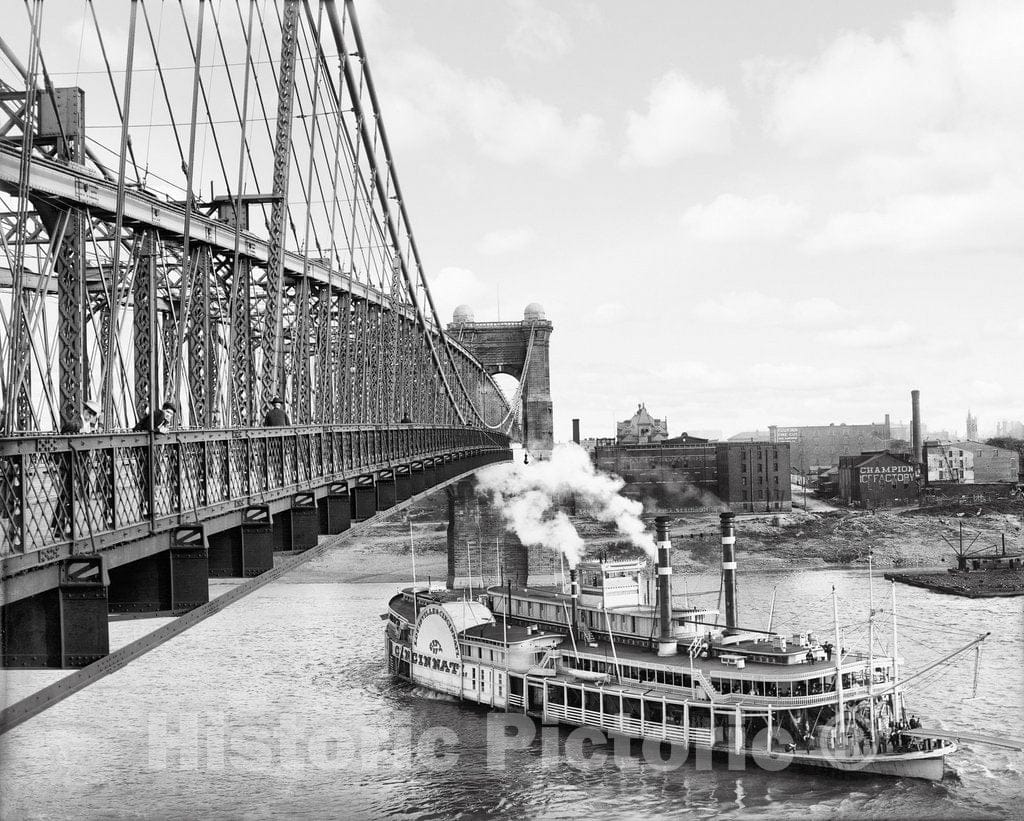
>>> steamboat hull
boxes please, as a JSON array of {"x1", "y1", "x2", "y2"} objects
[{"x1": 540, "y1": 691, "x2": 952, "y2": 782}]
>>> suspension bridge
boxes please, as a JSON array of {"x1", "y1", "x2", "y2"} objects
[{"x1": 0, "y1": 0, "x2": 553, "y2": 671}]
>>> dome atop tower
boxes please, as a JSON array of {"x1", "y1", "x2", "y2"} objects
[
  {"x1": 523, "y1": 303, "x2": 545, "y2": 321},
  {"x1": 452, "y1": 304, "x2": 475, "y2": 324}
]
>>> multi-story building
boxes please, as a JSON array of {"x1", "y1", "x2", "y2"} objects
[
  {"x1": 770, "y1": 418, "x2": 891, "y2": 471},
  {"x1": 592, "y1": 407, "x2": 792, "y2": 512},
  {"x1": 924, "y1": 442, "x2": 975, "y2": 484},
  {"x1": 616, "y1": 404, "x2": 669, "y2": 445},
  {"x1": 838, "y1": 451, "x2": 920, "y2": 508},
  {"x1": 593, "y1": 439, "x2": 718, "y2": 508},
  {"x1": 715, "y1": 442, "x2": 793, "y2": 513},
  {"x1": 956, "y1": 441, "x2": 1020, "y2": 483}
]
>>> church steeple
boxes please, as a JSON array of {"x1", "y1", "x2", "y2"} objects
[{"x1": 965, "y1": 409, "x2": 978, "y2": 441}]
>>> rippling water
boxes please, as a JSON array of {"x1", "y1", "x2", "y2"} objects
[{"x1": 2, "y1": 555, "x2": 1021, "y2": 820}]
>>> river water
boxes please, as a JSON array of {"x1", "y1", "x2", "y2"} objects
[{"x1": 2, "y1": 546, "x2": 1022, "y2": 820}]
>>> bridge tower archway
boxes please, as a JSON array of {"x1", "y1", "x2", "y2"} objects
[{"x1": 448, "y1": 304, "x2": 553, "y2": 459}]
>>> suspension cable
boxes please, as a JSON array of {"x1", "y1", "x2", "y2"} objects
[
  {"x1": 172, "y1": 0, "x2": 206, "y2": 404},
  {"x1": 101, "y1": 0, "x2": 139, "y2": 427},
  {"x1": 87, "y1": 0, "x2": 141, "y2": 185},
  {"x1": 5, "y1": 0, "x2": 43, "y2": 433},
  {"x1": 140, "y1": 0, "x2": 186, "y2": 171}
]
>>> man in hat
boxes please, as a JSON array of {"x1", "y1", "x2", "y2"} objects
[
  {"x1": 58, "y1": 399, "x2": 103, "y2": 434},
  {"x1": 133, "y1": 400, "x2": 177, "y2": 433},
  {"x1": 263, "y1": 396, "x2": 290, "y2": 427},
  {"x1": 82, "y1": 399, "x2": 102, "y2": 432}
]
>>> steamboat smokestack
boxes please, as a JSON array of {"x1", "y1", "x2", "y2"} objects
[
  {"x1": 911, "y1": 389, "x2": 922, "y2": 466},
  {"x1": 720, "y1": 511, "x2": 739, "y2": 633},
  {"x1": 569, "y1": 567, "x2": 580, "y2": 638},
  {"x1": 572, "y1": 418, "x2": 580, "y2": 445},
  {"x1": 655, "y1": 516, "x2": 677, "y2": 656}
]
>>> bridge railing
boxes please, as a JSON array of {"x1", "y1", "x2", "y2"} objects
[{"x1": 0, "y1": 425, "x2": 508, "y2": 559}]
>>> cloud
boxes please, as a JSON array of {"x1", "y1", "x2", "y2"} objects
[
  {"x1": 751, "y1": 3, "x2": 1024, "y2": 255},
  {"x1": 821, "y1": 322, "x2": 914, "y2": 349},
  {"x1": 804, "y1": 181, "x2": 1024, "y2": 254},
  {"x1": 591, "y1": 302, "x2": 624, "y2": 323},
  {"x1": 760, "y1": 1, "x2": 1024, "y2": 158},
  {"x1": 623, "y1": 71, "x2": 737, "y2": 166},
  {"x1": 379, "y1": 48, "x2": 604, "y2": 171},
  {"x1": 839, "y1": 130, "x2": 1013, "y2": 195},
  {"x1": 476, "y1": 227, "x2": 536, "y2": 256},
  {"x1": 692, "y1": 291, "x2": 854, "y2": 328},
  {"x1": 680, "y1": 194, "x2": 808, "y2": 242},
  {"x1": 746, "y1": 363, "x2": 870, "y2": 391},
  {"x1": 505, "y1": 0, "x2": 573, "y2": 62},
  {"x1": 650, "y1": 361, "x2": 731, "y2": 391},
  {"x1": 762, "y1": 22, "x2": 957, "y2": 157},
  {"x1": 427, "y1": 266, "x2": 490, "y2": 323}
]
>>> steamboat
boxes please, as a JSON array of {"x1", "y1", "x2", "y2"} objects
[{"x1": 384, "y1": 512, "x2": 991, "y2": 780}]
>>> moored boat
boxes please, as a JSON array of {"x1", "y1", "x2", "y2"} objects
[{"x1": 384, "y1": 512, "x2": 989, "y2": 780}]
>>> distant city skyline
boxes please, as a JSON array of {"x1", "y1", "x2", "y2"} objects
[{"x1": 578, "y1": 404, "x2": 1018, "y2": 443}]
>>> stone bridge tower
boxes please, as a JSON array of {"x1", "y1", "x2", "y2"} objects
[{"x1": 448, "y1": 304, "x2": 553, "y2": 459}]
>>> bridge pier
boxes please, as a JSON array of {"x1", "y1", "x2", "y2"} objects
[
  {"x1": 395, "y1": 465, "x2": 413, "y2": 502},
  {"x1": 352, "y1": 475, "x2": 376, "y2": 521},
  {"x1": 1, "y1": 557, "x2": 109, "y2": 668},
  {"x1": 208, "y1": 506, "x2": 274, "y2": 577},
  {"x1": 445, "y1": 478, "x2": 528, "y2": 589},
  {"x1": 410, "y1": 461, "x2": 426, "y2": 494},
  {"x1": 108, "y1": 526, "x2": 210, "y2": 615},
  {"x1": 377, "y1": 469, "x2": 397, "y2": 510},
  {"x1": 423, "y1": 458, "x2": 438, "y2": 489},
  {"x1": 273, "y1": 493, "x2": 318, "y2": 552},
  {"x1": 319, "y1": 482, "x2": 351, "y2": 535},
  {"x1": 441, "y1": 454, "x2": 455, "y2": 482}
]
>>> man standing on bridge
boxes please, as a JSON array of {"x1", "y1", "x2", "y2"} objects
[
  {"x1": 133, "y1": 400, "x2": 177, "y2": 433},
  {"x1": 263, "y1": 396, "x2": 290, "y2": 427}
]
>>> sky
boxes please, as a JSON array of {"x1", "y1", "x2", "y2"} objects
[
  {"x1": 3, "y1": 1, "x2": 1022, "y2": 440},
  {"x1": 350, "y1": 0, "x2": 1024, "y2": 441}
]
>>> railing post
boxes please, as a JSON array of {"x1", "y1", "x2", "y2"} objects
[
  {"x1": 147, "y1": 436, "x2": 156, "y2": 525},
  {"x1": 176, "y1": 438, "x2": 184, "y2": 515}
]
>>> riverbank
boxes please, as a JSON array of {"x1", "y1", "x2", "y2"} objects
[
  {"x1": 293, "y1": 489, "x2": 1023, "y2": 584},
  {"x1": 883, "y1": 569, "x2": 1024, "y2": 598}
]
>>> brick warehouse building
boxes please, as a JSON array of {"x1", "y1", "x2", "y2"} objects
[
  {"x1": 769, "y1": 418, "x2": 892, "y2": 470},
  {"x1": 716, "y1": 441, "x2": 793, "y2": 513},
  {"x1": 593, "y1": 437, "x2": 792, "y2": 513},
  {"x1": 593, "y1": 439, "x2": 718, "y2": 508},
  {"x1": 955, "y1": 441, "x2": 1020, "y2": 483},
  {"x1": 838, "y1": 451, "x2": 920, "y2": 508}
]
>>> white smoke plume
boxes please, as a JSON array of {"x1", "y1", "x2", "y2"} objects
[{"x1": 475, "y1": 442, "x2": 657, "y2": 568}]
